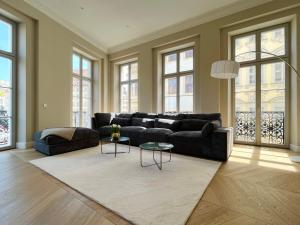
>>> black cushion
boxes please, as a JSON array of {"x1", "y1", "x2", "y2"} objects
[
  {"x1": 120, "y1": 126, "x2": 146, "y2": 136},
  {"x1": 183, "y1": 113, "x2": 221, "y2": 120},
  {"x1": 94, "y1": 113, "x2": 111, "y2": 128},
  {"x1": 140, "y1": 128, "x2": 173, "y2": 142},
  {"x1": 116, "y1": 113, "x2": 133, "y2": 118},
  {"x1": 180, "y1": 119, "x2": 209, "y2": 131},
  {"x1": 133, "y1": 112, "x2": 157, "y2": 119},
  {"x1": 110, "y1": 117, "x2": 131, "y2": 126},
  {"x1": 98, "y1": 125, "x2": 112, "y2": 137},
  {"x1": 157, "y1": 113, "x2": 185, "y2": 120},
  {"x1": 154, "y1": 118, "x2": 181, "y2": 131},
  {"x1": 201, "y1": 122, "x2": 215, "y2": 137},
  {"x1": 132, "y1": 118, "x2": 155, "y2": 128},
  {"x1": 169, "y1": 131, "x2": 203, "y2": 142}
]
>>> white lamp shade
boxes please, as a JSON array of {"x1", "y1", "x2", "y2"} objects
[{"x1": 211, "y1": 60, "x2": 240, "y2": 79}]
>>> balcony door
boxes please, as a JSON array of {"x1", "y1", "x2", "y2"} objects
[
  {"x1": 0, "y1": 16, "x2": 16, "y2": 150},
  {"x1": 232, "y1": 24, "x2": 289, "y2": 147}
]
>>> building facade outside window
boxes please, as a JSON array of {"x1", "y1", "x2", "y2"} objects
[
  {"x1": 162, "y1": 48, "x2": 194, "y2": 113},
  {"x1": 0, "y1": 15, "x2": 16, "y2": 150},
  {"x1": 119, "y1": 62, "x2": 138, "y2": 113},
  {"x1": 72, "y1": 53, "x2": 93, "y2": 128}
]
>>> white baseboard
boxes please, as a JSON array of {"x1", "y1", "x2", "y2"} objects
[
  {"x1": 16, "y1": 141, "x2": 34, "y2": 149},
  {"x1": 290, "y1": 144, "x2": 300, "y2": 152}
]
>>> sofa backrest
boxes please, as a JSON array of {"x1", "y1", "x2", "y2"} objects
[{"x1": 93, "y1": 112, "x2": 222, "y2": 128}]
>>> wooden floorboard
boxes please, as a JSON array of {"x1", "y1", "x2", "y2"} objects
[{"x1": 0, "y1": 145, "x2": 299, "y2": 225}]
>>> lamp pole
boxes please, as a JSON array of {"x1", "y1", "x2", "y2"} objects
[{"x1": 235, "y1": 50, "x2": 300, "y2": 80}]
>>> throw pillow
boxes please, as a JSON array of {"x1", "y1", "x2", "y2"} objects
[
  {"x1": 110, "y1": 117, "x2": 131, "y2": 127},
  {"x1": 132, "y1": 118, "x2": 155, "y2": 128}
]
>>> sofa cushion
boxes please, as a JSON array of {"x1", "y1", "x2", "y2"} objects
[
  {"x1": 116, "y1": 113, "x2": 133, "y2": 118},
  {"x1": 183, "y1": 113, "x2": 221, "y2": 120},
  {"x1": 120, "y1": 126, "x2": 146, "y2": 137},
  {"x1": 169, "y1": 131, "x2": 203, "y2": 142},
  {"x1": 133, "y1": 112, "x2": 157, "y2": 119},
  {"x1": 180, "y1": 119, "x2": 209, "y2": 131},
  {"x1": 183, "y1": 113, "x2": 222, "y2": 127},
  {"x1": 132, "y1": 118, "x2": 155, "y2": 128},
  {"x1": 154, "y1": 118, "x2": 181, "y2": 131},
  {"x1": 140, "y1": 128, "x2": 173, "y2": 143},
  {"x1": 94, "y1": 113, "x2": 111, "y2": 128},
  {"x1": 201, "y1": 122, "x2": 215, "y2": 137},
  {"x1": 98, "y1": 125, "x2": 112, "y2": 137},
  {"x1": 110, "y1": 117, "x2": 131, "y2": 126},
  {"x1": 157, "y1": 113, "x2": 185, "y2": 120}
]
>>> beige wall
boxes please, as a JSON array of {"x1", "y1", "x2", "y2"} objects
[
  {"x1": 0, "y1": 0, "x2": 108, "y2": 147},
  {"x1": 109, "y1": 0, "x2": 300, "y2": 148}
]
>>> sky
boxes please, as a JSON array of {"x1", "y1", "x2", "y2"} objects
[{"x1": 0, "y1": 20, "x2": 12, "y2": 85}]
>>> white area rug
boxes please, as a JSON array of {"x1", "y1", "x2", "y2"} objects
[{"x1": 30, "y1": 144, "x2": 221, "y2": 225}]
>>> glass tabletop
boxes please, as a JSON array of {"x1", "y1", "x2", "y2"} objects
[
  {"x1": 101, "y1": 136, "x2": 130, "y2": 142},
  {"x1": 139, "y1": 142, "x2": 174, "y2": 151}
]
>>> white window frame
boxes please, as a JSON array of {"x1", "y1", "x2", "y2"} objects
[
  {"x1": 162, "y1": 47, "x2": 194, "y2": 113},
  {"x1": 72, "y1": 52, "x2": 93, "y2": 127},
  {"x1": 0, "y1": 15, "x2": 16, "y2": 150},
  {"x1": 119, "y1": 61, "x2": 138, "y2": 113},
  {"x1": 231, "y1": 23, "x2": 290, "y2": 148}
]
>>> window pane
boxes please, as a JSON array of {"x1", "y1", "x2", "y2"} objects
[
  {"x1": 0, "y1": 117, "x2": 11, "y2": 147},
  {"x1": 180, "y1": 49, "x2": 193, "y2": 72},
  {"x1": 82, "y1": 58, "x2": 92, "y2": 78},
  {"x1": 0, "y1": 20, "x2": 12, "y2": 52},
  {"x1": 130, "y1": 82, "x2": 138, "y2": 112},
  {"x1": 120, "y1": 83, "x2": 129, "y2": 112},
  {"x1": 120, "y1": 65, "x2": 129, "y2": 81},
  {"x1": 180, "y1": 75, "x2": 193, "y2": 112},
  {"x1": 164, "y1": 77, "x2": 177, "y2": 113},
  {"x1": 261, "y1": 62, "x2": 285, "y2": 145},
  {"x1": 235, "y1": 66, "x2": 256, "y2": 143},
  {"x1": 72, "y1": 77, "x2": 80, "y2": 127},
  {"x1": 235, "y1": 35, "x2": 256, "y2": 62},
  {"x1": 0, "y1": 57, "x2": 12, "y2": 88},
  {"x1": 72, "y1": 54, "x2": 80, "y2": 74},
  {"x1": 0, "y1": 88, "x2": 12, "y2": 117},
  {"x1": 164, "y1": 53, "x2": 177, "y2": 74},
  {"x1": 131, "y1": 62, "x2": 138, "y2": 80},
  {"x1": 261, "y1": 27, "x2": 285, "y2": 58},
  {"x1": 82, "y1": 80, "x2": 92, "y2": 128}
]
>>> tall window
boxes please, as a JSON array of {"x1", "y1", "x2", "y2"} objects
[
  {"x1": 119, "y1": 62, "x2": 138, "y2": 113},
  {"x1": 72, "y1": 53, "x2": 93, "y2": 127},
  {"x1": 0, "y1": 16, "x2": 16, "y2": 150},
  {"x1": 162, "y1": 48, "x2": 194, "y2": 113},
  {"x1": 233, "y1": 24, "x2": 289, "y2": 146}
]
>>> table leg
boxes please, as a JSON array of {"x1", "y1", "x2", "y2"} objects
[
  {"x1": 115, "y1": 142, "x2": 117, "y2": 157},
  {"x1": 128, "y1": 139, "x2": 131, "y2": 153},
  {"x1": 140, "y1": 148, "x2": 143, "y2": 167},
  {"x1": 160, "y1": 149, "x2": 162, "y2": 170},
  {"x1": 101, "y1": 139, "x2": 103, "y2": 153}
]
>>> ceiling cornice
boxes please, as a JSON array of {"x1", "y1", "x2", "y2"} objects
[{"x1": 24, "y1": 0, "x2": 108, "y2": 53}]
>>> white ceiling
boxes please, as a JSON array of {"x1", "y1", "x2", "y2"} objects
[{"x1": 25, "y1": 0, "x2": 271, "y2": 53}]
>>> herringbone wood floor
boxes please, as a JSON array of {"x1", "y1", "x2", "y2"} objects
[{"x1": 0, "y1": 145, "x2": 299, "y2": 225}]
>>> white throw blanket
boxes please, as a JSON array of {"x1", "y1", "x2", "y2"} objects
[{"x1": 40, "y1": 128, "x2": 76, "y2": 141}]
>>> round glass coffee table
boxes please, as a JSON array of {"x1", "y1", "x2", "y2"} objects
[
  {"x1": 100, "y1": 136, "x2": 130, "y2": 157},
  {"x1": 139, "y1": 142, "x2": 173, "y2": 170}
]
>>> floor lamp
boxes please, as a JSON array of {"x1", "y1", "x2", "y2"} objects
[{"x1": 210, "y1": 50, "x2": 300, "y2": 163}]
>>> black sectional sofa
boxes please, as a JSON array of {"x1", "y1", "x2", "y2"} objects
[{"x1": 92, "y1": 112, "x2": 233, "y2": 161}]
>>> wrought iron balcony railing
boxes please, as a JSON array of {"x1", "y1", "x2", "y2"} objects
[{"x1": 235, "y1": 111, "x2": 284, "y2": 145}]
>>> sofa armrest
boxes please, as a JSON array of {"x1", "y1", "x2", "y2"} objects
[{"x1": 210, "y1": 127, "x2": 233, "y2": 161}]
